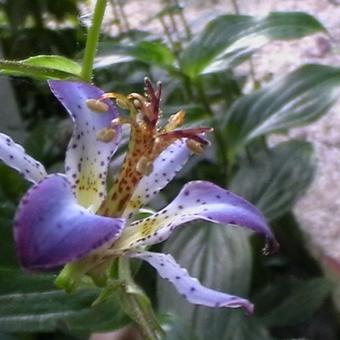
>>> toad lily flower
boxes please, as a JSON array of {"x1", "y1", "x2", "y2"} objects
[{"x1": 0, "y1": 79, "x2": 278, "y2": 314}]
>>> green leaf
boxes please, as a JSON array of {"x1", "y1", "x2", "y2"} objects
[
  {"x1": 0, "y1": 268, "x2": 127, "y2": 332},
  {"x1": 224, "y1": 64, "x2": 340, "y2": 158},
  {"x1": 22, "y1": 55, "x2": 82, "y2": 76},
  {"x1": 0, "y1": 56, "x2": 81, "y2": 80},
  {"x1": 180, "y1": 12, "x2": 326, "y2": 78},
  {"x1": 95, "y1": 41, "x2": 176, "y2": 69},
  {"x1": 157, "y1": 224, "x2": 252, "y2": 339},
  {"x1": 260, "y1": 278, "x2": 331, "y2": 327},
  {"x1": 119, "y1": 283, "x2": 164, "y2": 340},
  {"x1": 230, "y1": 141, "x2": 315, "y2": 220}
]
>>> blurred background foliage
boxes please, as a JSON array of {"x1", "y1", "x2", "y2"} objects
[{"x1": 0, "y1": 0, "x2": 340, "y2": 339}]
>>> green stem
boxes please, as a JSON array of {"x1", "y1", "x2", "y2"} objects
[
  {"x1": 194, "y1": 79, "x2": 214, "y2": 116},
  {"x1": 81, "y1": 0, "x2": 107, "y2": 82},
  {"x1": 119, "y1": 257, "x2": 162, "y2": 340}
]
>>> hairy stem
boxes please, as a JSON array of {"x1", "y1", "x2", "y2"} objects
[
  {"x1": 81, "y1": 0, "x2": 107, "y2": 82},
  {"x1": 119, "y1": 257, "x2": 162, "y2": 340}
]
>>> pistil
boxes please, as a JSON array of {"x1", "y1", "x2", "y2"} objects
[{"x1": 97, "y1": 78, "x2": 212, "y2": 218}]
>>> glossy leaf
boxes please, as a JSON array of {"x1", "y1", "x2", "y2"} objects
[
  {"x1": 224, "y1": 64, "x2": 340, "y2": 158},
  {"x1": 0, "y1": 268, "x2": 127, "y2": 332},
  {"x1": 230, "y1": 141, "x2": 314, "y2": 220},
  {"x1": 158, "y1": 223, "x2": 252, "y2": 339},
  {"x1": 95, "y1": 41, "x2": 176, "y2": 69},
  {"x1": 0, "y1": 57, "x2": 81, "y2": 80},
  {"x1": 261, "y1": 278, "x2": 330, "y2": 327},
  {"x1": 22, "y1": 55, "x2": 82, "y2": 76},
  {"x1": 180, "y1": 12, "x2": 326, "y2": 78}
]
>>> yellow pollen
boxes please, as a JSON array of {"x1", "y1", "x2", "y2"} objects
[
  {"x1": 136, "y1": 156, "x2": 153, "y2": 175},
  {"x1": 96, "y1": 128, "x2": 116, "y2": 143},
  {"x1": 86, "y1": 99, "x2": 109, "y2": 113},
  {"x1": 116, "y1": 98, "x2": 129, "y2": 110},
  {"x1": 186, "y1": 139, "x2": 204, "y2": 154},
  {"x1": 168, "y1": 110, "x2": 185, "y2": 129}
]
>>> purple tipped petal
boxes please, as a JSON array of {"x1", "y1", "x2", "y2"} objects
[
  {"x1": 123, "y1": 140, "x2": 191, "y2": 219},
  {"x1": 14, "y1": 174, "x2": 125, "y2": 270},
  {"x1": 0, "y1": 133, "x2": 47, "y2": 183},
  {"x1": 129, "y1": 251, "x2": 254, "y2": 313},
  {"x1": 49, "y1": 81, "x2": 121, "y2": 210},
  {"x1": 115, "y1": 181, "x2": 276, "y2": 251}
]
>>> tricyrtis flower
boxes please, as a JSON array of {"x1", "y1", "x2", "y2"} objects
[{"x1": 0, "y1": 79, "x2": 278, "y2": 314}]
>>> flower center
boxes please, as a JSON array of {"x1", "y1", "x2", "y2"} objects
[{"x1": 96, "y1": 78, "x2": 212, "y2": 218}]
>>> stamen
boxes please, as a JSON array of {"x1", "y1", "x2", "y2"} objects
[
  {"x1": 136, "y1": 156, "x2": 153, "y2": 175},
  {"x1": 86, "y1": 99, "x2": 109, "y2": 113},
  {"x1": 186, "y1": 140, "x2": 205, "y2": 154},
  {"x1": 96, "y1": 128, "x2": 117, "y2": 143},
  {"x1": 165, "y1": 110, "x2": 186, "y2": 131},
  {"x1": 100, "y1": 92, "x2": 131, "y2": 110},
  {"x1": 159, "y1": 127, "x2": 213, "y2": 145},
  {"x1": 111, "y1": 117, "x2": 133, "y2": 127}
]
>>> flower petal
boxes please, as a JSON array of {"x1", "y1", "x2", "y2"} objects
[
  {"x1": 115, "y1": 181, "x2": 277, "y2": 252},
  {"x1": 49, "y1": 80, "x2": 121, "y2": 210},
  {"x1": 14, "y1": 174, "x2": 125, "y2": 270},
  {"x1": 128, "y1": 251, "x2": 254, "y2": 313},
  {"x1": 123, "y1": 140, "x2": 191, "y2": 219},
  {"x1": 0, "y1": 133, "x2": 47, "y2": 183}
]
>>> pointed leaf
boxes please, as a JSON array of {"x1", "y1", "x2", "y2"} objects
[
  {"x1": 224, "y1": 64, "x2": 340, "y2": 158},
  {"x1": 180, "y1": 12, "x2": 326, "y2": 78},
  {"x1": 0, "y1": 268, "x2": 127, "y2": 332},
  {"x1": 0, "y1": 59, "x2": 80, "y2": 80},
  {"x1": 230, "y1": 141, "x2": 315, "y2": 220},
  {"x1": 22, "y1": 55, "x2": 82, "y2": 76},
  {"x1": 261, "y1": 278, "x2": 330, "y2": 327},
  {"x1": 95, "y1": 41, "x2": 176, "y2": 69}
]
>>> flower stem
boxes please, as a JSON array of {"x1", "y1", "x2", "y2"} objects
[
  {"x1": 118, "y1": 257, "x2": 163, "y2": 340},
  {"x1": 81, "y1": 0, "x2": 107, "y2": 82}
]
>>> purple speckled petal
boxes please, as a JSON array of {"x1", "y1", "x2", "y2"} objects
[
  {"x1": 114, "y1": 181, "x2": 277, "y2": 252},
  {"x1": 123, "y1": 140, "x2": 191, "y2": 219},
  {"x1": 0, "y1": 133, "x2": 47, "y2": 183},
  {"x1": 49, "y1": 80, "x2": 121, "y2": 211},
  {"x1": 128, "y1": 251, "x2": 254, "y2": 313},
  {"x1": 14, "y1": 174, "x2": 125, "y2": 270}
]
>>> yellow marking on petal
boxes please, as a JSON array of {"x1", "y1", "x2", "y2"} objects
[
  {"x1": 96, "y1": 128, "x2": 117, "y2": 143},
  {"x1": 86, "y1": 99, "x2": 109, "y2": 112},
  {"x1": 75, "y1": 165, "x2": 104, "y2": 211},
  {"x1": 112, "y1": 216, "x2": 165, "y2": 251}
]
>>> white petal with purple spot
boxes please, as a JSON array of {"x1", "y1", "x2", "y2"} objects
[
  {"x1": 49, "y1": 81, "x2": 121, "y2": 210},
  {"x1": 14, "y1": 174, "x2": 125, "y2": 270},
  {"x1": 123, "y1": 140, "x2": 191, "y2": 219},
  {"x1": 128, "y1": 251, "x2": 254, "y2": 313},
  {"x1": 114, "y1": 181, "x2": 277, "y2": 251},
  {"x1": 0, "y1": 133, "x2": 47, "y2": 183}
]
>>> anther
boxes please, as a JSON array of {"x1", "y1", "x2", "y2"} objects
[
  {"x1": 136, "y1": 156, "x2": 153, "y2": 176},
  {"x1": 96, "y1": 128, "x2": 117, "y2": 143},
  {"x1": 166, "y1": 110, "x2": 186, "y2": 131},
  {"x1": 86, "y1": 99, "x2": 109, "y2": 113},
  {"x1": 111, "y1": 117, "x2": 133, "y2": 127},
  {"x1": 186, "y1": 139, "x2": 204, "y2": 154}
]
